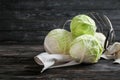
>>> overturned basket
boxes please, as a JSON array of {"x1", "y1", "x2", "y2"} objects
[{"x1": 87, "y1": 12, "x2": 115, "y2": 51}]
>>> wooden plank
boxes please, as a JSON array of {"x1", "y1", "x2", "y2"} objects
[
  {"x1": 45, "y1": 0, "x2": 120, "y2": 10},
  {"x1": 0, "y1": 20, "x2": 61, "y2": 31},
  {"x1": 0, "y1": 0, "x2": 46, "y2": 10},
  {"x1": 0, "y1": 31, "x2": 45, "y2": 44},
  {"x1": 1, "y1": 10, "x2": 120, "y2": 32},
  {"x1": 0, "y1": 45, "x2": 44, "y2": 52},
  {"x1": 0, "y1": 45, "x2": 44, "y2": 64},
  {"x1": 0, "y1": 41, "x2": 44, "y2": 45},
  {"x1": 0, "y1": 62, "x2": 120, "y2": 80},
  {"x1": 0, "y1": 45, "x2": 120, "y2": 80},
  {"x1": 0, "y1": 31, "x2": 46, "y2": 41},
  {"x1": 1, "y1": 0, "x2": 120, "y2": 10},
  {"x1": 1, "y1": 9, "x2": 120, "y2": 21}
]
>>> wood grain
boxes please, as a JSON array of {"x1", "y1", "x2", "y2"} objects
[
  {"x1": 1, "y1": 0, "x2": 120, "y2": 10},
  {"x1": 0, "y1": 0, "x2": 120, "y2": 44},
  {"x1": 0, "y1": 45, "x2": 120, "y2": 80}
]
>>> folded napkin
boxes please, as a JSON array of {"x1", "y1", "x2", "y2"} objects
[
  {"x1": 101, "y1": 42, "x2": 120, "y2": 64},
  {"x1": 34, "y1": 52, "x2": 79, "y2": 72}
]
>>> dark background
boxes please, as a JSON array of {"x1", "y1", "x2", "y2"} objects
[{"x1": 0, "y1": 0, "x2": 120, "y2": 45}]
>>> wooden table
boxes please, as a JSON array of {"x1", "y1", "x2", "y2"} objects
[{"x1": 1, "y1": 45, "x2": 120, "y2": 80}]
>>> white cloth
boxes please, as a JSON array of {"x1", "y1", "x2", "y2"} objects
[
  {"x1": 101, "y1": 42, "x2": 120, "y2": 64},
  {"x1": 34, "y1": 52, "x2": 79, "y2": 73}
]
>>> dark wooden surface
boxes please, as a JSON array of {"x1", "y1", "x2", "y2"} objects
[
  {"x1": 0, "y1": 0, "x2": 120, "y2": 44},
  {"x1": 0, "y1": 45, "x2": 120, "y2": 80}
]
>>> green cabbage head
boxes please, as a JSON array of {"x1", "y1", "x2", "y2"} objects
[
  {"x1": 70, "y1": 14, "x2": 96, "y2": 38},
  {"x1": 44, "y1": 29, "x2": 73, "y2": 55},
  {"x1": 70, "y1": 34, "x2": 103, "y2": 63}
]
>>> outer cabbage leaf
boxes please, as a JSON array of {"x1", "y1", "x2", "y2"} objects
[
  {"x1": 44, "y1": 29, "x2": 73, "y2": 55},
  {"x1": 70, "y1": 14, "x2": 96, "y2": 38},
  {"x1": 70, "y1": 34, "x2": 103, "y2": 63}
]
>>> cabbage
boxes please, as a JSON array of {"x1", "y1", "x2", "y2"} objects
[
  {"x1": 70, "y1": 14, "x2": 96, "y2": 38},
  {"x1": 44, "y1": 29, "x2": 73, "y2": 55},
  {"x1": 70, "y1": 34, "x2": 103, "y2": 63},
  {"x1": 95, "y1": 32, "x2": 106, "y2": 48}
]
